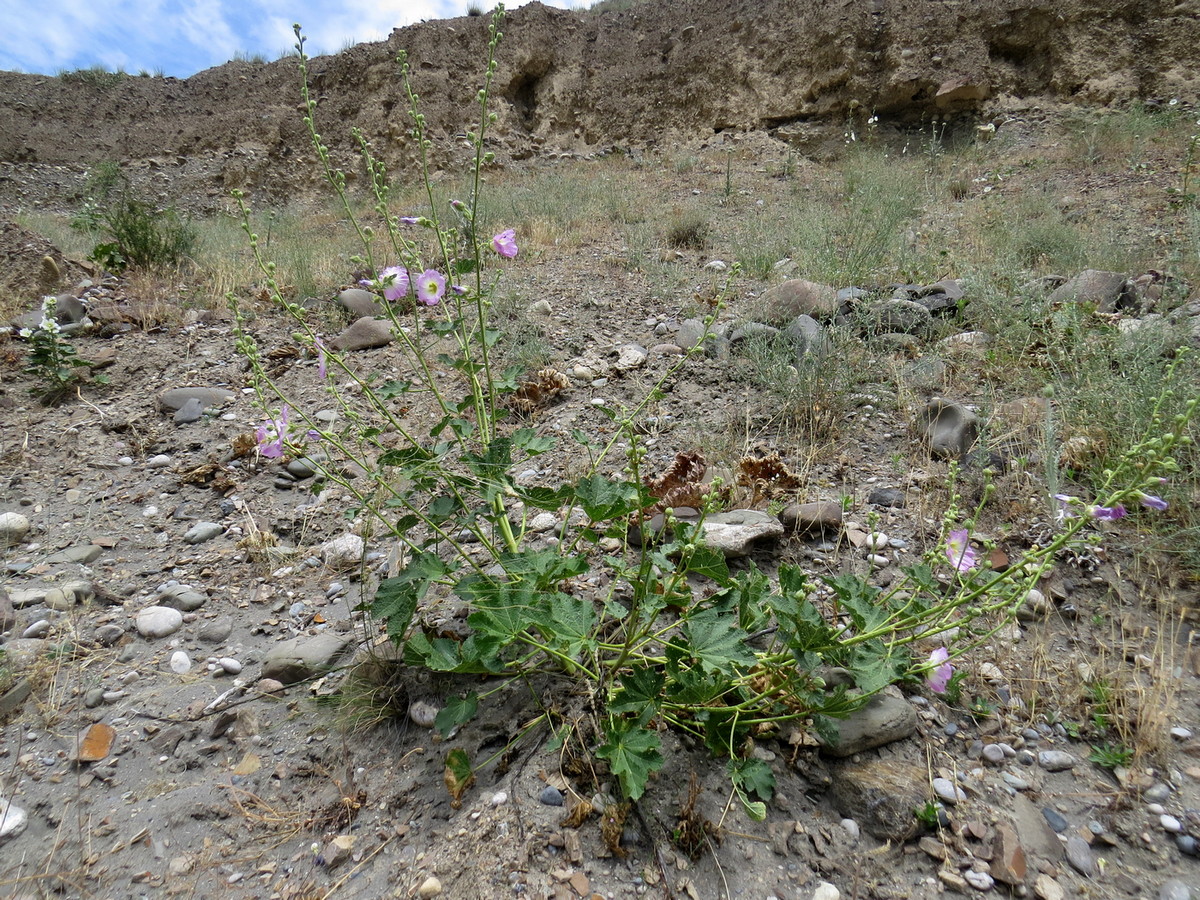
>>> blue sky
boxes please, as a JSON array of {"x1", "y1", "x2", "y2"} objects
[{"x1": 0, "y1": 1, "x2": 580, "y2": 78}]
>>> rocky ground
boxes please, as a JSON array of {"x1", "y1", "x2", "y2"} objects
[{"x1": 2, "y1": 3, "x2": 1200, "y2": 899}]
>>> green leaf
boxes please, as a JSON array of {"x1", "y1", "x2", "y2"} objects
[
  {"x1": 609, "y1": 666, "x2": 664, "y2": 724},
  {"x1": 444, "y1": 748, "x2": 474, "y2": 808},
  {"x1": 511, "y1": 427, "x2": 556, "y2": 456},
  {"x1": 435, "y1": 692, "x2": 478, "y2": 736},
  {"x1": 671, "y1": 607, "x2": 755, "y2": 677},
  {"x1": 377, "y1": 379, "x2": 414, "y2": 400},
  {"x1": 574, "y1": 474, "x2": 643, "y2": 522},
  {"x1": 728, "y1": 757, "x2": 775, "y2": 803},
  {"x1": 597, "y1": 718, "x2": 663, "y2": 801},
  {"x1": 535, "y1": 593, "x2": 596, "y2": 649},
  {"x1": 684, "y1": 543, "x2": 730, "y2": 586},
  {"x1": 370, "y1": 551, "x2": 449, "y2": 641},
  {"x1": 824, "y1": 574, "x2": 887, "y2": 637}
]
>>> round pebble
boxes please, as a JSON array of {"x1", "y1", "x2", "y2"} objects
[
  {"x1": 865, "y1": 532, "x2": 888, "y2": 551},
  {"x1": 1177, "y1": 834, "x2": 1198, "y2": 856},
  {"x1": 136, "y1": 606, "x2": 184, "y2": 639},
  {"x1": 417, "y1": 876, "x2": 443, "y2": 898},
  {"x1": 22, "y1": 620, "x2": 51, "y2": 639},
  {"x1": 218, "y1": 657, "x2": 243, "y2": 675},
  {"x1": 539, "y1": 785, "x2": 564, "y2": 806},
  {"x1": 491, "y1": 791, "x2": 508, "y2": 806},
  {"x1": 169, "y1": 650, "x2": 192, "y2": 674},
  {"x1": 408, "y1": 700, "x2": 439, "y2": 728},
  {"x1": 813, "y1": 882, "x2": 841, "y2": 900},
  {"x1": 932, "y1": 777, "x2": 966, "y2": 805},
  {"x1": 840, "y1": 818, "x2": 860, "y2": 840},
  {"x1": 0, "y1": 799, "x2": 28, "y2": 839},
  {"x1": 1161, "y1": 814, "x2": 1183, "y2": 833},
  {"x1": 982, "y1": 744, "x2": 1005, "y2": 764},
  {"x1": 0, "y1": 511, "x2": 31, "y2": 548},
  {"x1": 1038, "y1": 750, "x2": 1077, "y2": 772},
  {"x1": 963, "y1": 870, "x2": 994, "y2": 891},
  {"x1": 146, "y1": 454, "x2": 172, "y2": 468}
]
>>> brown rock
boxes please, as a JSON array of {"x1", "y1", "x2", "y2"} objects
[
  {"x1": 935, "y1": 77, "x2": 989, "y2": 108},
  {"x1": 990, "y1": 822, "x2": 1027, "y2": 886},
  {"x1": 759, "y1": 279, "x2": 840, "y2": 324},
  {"x1": 830, "y1": 758, "x2": 925, "y2": 841},
  {"x1": 330, "y1": 316, "x2": 394, "y2": 351},
  {"x1": 779, "y1": 501, "x2": 843, "y2": 535},
  {"x1": 72, "y1": 722, "x2": 116, "y2": 762}
]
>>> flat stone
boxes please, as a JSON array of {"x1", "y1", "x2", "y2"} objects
[
  {"x1": 1010, "y1": 794, "x2": 1063, "y2": 861},
  {"x1": 0, "y1": 511, "x2": 31, "y2": 548},
  {"x1": 1065, "y1": 835, "x2": 1096, "y2": 877},
  {"x1": 1034, "y1": 875, "x2": 1065, "y2": 900},
  {"x1": 991, "y1": 822, "x2": 1027, "y2": 886},
  {"x1": 337, "y1": 287, "x2": 383, "y2": 318},
  {"x1": 135, "y1": 606, "x2": 184, "y2": 639},
  {"x1": 158, "y1": 584, "x2": 207, "y2": 611},
  {"x1": 914, "y1": 397, "x2": 978, "y2": 460},
  {"x1": 94, "y1": 623, "x2": 125, "y2": 645},
  {"x1": 865, "y1": 299, "x2": 932, "y2": 336},
  {"x1": 614, "y1": 343, "x2": 648, "y2": 371},
  {"x1": 21, "y1": 619, "x2": 50, "y2": 639},
  {"x1": 760, "y1": 279, "x2": 841, "y2": 324},
  {"x1": 44, "y1": 544, "x2": 103, "y2": 564},
  {"x1": 822, "y1": 691, "x2": 917, "y2": 757},
  {"x1": 779, "y1": 501, "x2": 842, "y2": 535},
  {"x1": 182, "y1": 522, "x2": 223, "y2": 545},
  {"x1": 676, "y1": 317, "x2": 709, "y2": 350},
  {"x1": 330, "y1": 316, "x2": 393, "y2": 351},
  {"x1": 699, "y1": 510, "x2": 784, "y2": 558},
  {"x1": 263, "y1": 633, "x2": 354, "y2": 685},
  {"x1": 932, "y1": 777, "x2": 966, "y2": 805},
  {"x1": 197, "y1": 616, "x2": 234, "y2": 644},
  {"x1": 173, "y1": 397, "x2": 205, "y2": 424},
  {"x1": 71, "y1": 722, "x2": 116, "y2": 762},
  {"x1": 1160, "y1": 881, "x2": 1191, "y2": 900},
  {"x1": 830, "y1": 758, "x2": 925, "y2": 841},
  {"x1": 1038, "y1": 750, "x2": 1077, "y2": 772},
  {"x1": 867, "y1": 488, "x2": 907, "y2": 508},
  {"x1": 158, "y1": 387, "x2": 235, "y2": 413},
  {"x1": 2, "y1": 639, "x2": 46, "y2": 670},
  {"x1": 783, "y1": 314, "x2": 828, "y2": 357},
  {"x1": 1046, "y1": 269, "x2": 1132, "y2": 313}
]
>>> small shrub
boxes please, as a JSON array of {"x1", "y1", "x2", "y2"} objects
[
  {"x1": 665, "y1": 207, "x2": 710, "y2": 250},
  {"x1": 60, "y1": 65, "x2": 127, "y2": 89},
  {"x1": 95, "y1": 194, "x2": 196, "y2": 271}
]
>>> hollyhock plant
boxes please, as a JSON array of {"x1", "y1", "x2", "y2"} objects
[
  {"x1": 492, "y1": 228, "x2": 518, "y2": 259},
  {"x1": 398, "y1": 216, "x2": 422, "y2": 226},
  {"x1": 256, "y1": 405, "x2": 289, "y2": 459},
  {"x1": 927, "y1": 647, "x2": 953, "y2": 693},
  {"x1": 945, "y1": 528, "x2": 978, "y2": 573},
  {"x1": 415, "y1": 269, "x2": 446, "y2": 306},
  {"x1": 378, "y1": 265, "x2": 409, "y2": 302}
]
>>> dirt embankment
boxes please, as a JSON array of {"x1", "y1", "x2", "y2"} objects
[{"x1": 1, "y1": 0, "x2": 1198, "y2": 211}]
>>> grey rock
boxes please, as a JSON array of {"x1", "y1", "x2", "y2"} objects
[
  {"x1": 983, "y1": 743, "x2": 1006, "y2": 764},
  {"x1": 158, "y1": 584, "x2": 208, "y2": 611},
  {"x1": 1160, "y1": 880, "x2": 1191, "y2": 900},
  {"x1": 1009, "y1": 794, "x2": 1063, "y2": 861},
  {"x1": 899, "y1": 355, "x2": 947, "y2": 392},
  {"x1": 54, "y1": 293, "x2": 88, "y2": 324},
  {"x1": 0, "y1": 798, "x2": 28, "y2": 841},
  {"x1": 1177, "y1": 835, "x2": 1198, "y2": 856},
  {"x1": 919, "y1": 278, "x2": 965, "y2": 303},
  {"x1": 21, "y1": 619, "x2": 50, "y2": 639},
  {"x1": 136, "y1": 606, "x2": 184, "y2": 639},
  {"x1": 0, "y1": 511, "x2": 31, "y2": 548},
  {"x1": 330, "y1": 316, "x2": 393, "y2": 351},
  {"x1": 158, "y1": 387, "x2": 235, "y2": 413},
  {"x1": 84, "y1": 686, "x2": 105, "y2": 708},
  {"x1": 1064, "y1": 835, "x2": 1096, "y2": 877},
  {"x1": 699, "y1": 510, "x2": 784, "y2": 558},
  {"x1": 539, "y1": 785, "x2": 564, "y2": 806},
  {"x1": 870, "y1": 332, "x2": 921, "y2": 356},
  {"x1": 914, "y1": 397, "x2": 978, "y2": 460},
  {"x1": 183, "y1": 522, "x2": 223, "y2": 545},
  {"x1": 44, "y1": 544, "x2": 103, "y2": 564},
  {"x1": 1046, "y1": 269, "x2": 1133, "y2": 313},
  {"x1": 830, "y1": 759, "x2": 924, "y2": 841},
  {"x1": 963, "y1": 870, "x2": 994, "y2": 891},
  {"x1": 1040, "y1": 806, "x2": 1069, "y2": 833},
  {"x1": 1038, "y1": 750, "x2": 1077, "y2": 772},
  {"x1": 94, "y1": 623, "x2": 125, "y2": 646},
  {"x1": 821, "y1": 691, "x2": 917, "y2": 758},
  {"x1": 676, "y1": 317, "x2": 709, "y2": 351},
  {"x1": 779, "y1": 501, "x2": 842, "y2": 535},
  {"x1": 337, "y1": 287, "x2": 383, "y2": 318},
  {"x1": 864, "y1": 299, "x2": 932, "y2": 336},
  {"x1": 783, "y1": 314, "x2": 828, "y2": 357},
  {"x1": 263, "y1": 633, "x2": 355, "y2": 685},
  {"x1": 729, "y1": 322, "x2": 780, "y2": 346},
  {"x1": 867, "y1": 488, "x2": 906, "y2": 508},
  {"x1": 286, "y1": 455, "x2": 326, "y2": 479},
  {"x1": 173, "y1": 397, "x2": 205, "y2": 424},
  {"x1": 932, "y1": 777, "x2": 966, "y2": 805},
  {"x1": 760, "y1": 279, "x2": 841, "y2": 324},
  {"x1": 2, "y1": 639, "x2": 46, "y2": 671}
]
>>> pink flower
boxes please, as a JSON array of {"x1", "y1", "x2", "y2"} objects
[
  {"x1": 1089, "y1": 504, "x2": 1126, "y2": 521},
  {"x1": 415, "y1": 269, "x2": 446, "y2": 306},
  {"x1": 398, "y1": 216, "x2": 421, "y2": 225},
  {"x1": 492, "y1": 228, "x2": 518, "y2": 259},
  {"x1": 945, "y1": 528, "x2": 978, "y2": 573},
  {"x1": 378, "y1": 265, "x2": 409, "y2": 302},
  {"x1": 927, "y1": 647, "x2": 953, "y2": 693},
  {"x1": 256, "y1": 405, "x2": 289, "y2": 459}
]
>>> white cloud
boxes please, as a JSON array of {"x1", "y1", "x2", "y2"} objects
[{"x1": 0, "y1": 0, "x2": 578, "y2": 77}]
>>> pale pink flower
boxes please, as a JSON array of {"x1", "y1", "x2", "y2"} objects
[
  {"x1": 256, "y1": 405, "x2": 289, "y2": 459},
  {"x1": 927, "y1": 647, "x2": 953, "y2": 693},
  {"x1": 492, "y1": 228, "x2": 518, "y2": 259},
  {"x1": 415, "y1": 269, "x2": 446, "y2": 306},
  {"x1": 378, "y1": 265, "x2": 410, "y2": 302},
  {"x1": 945, "y1": 528, "x2": 978, "y2": 573}
]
